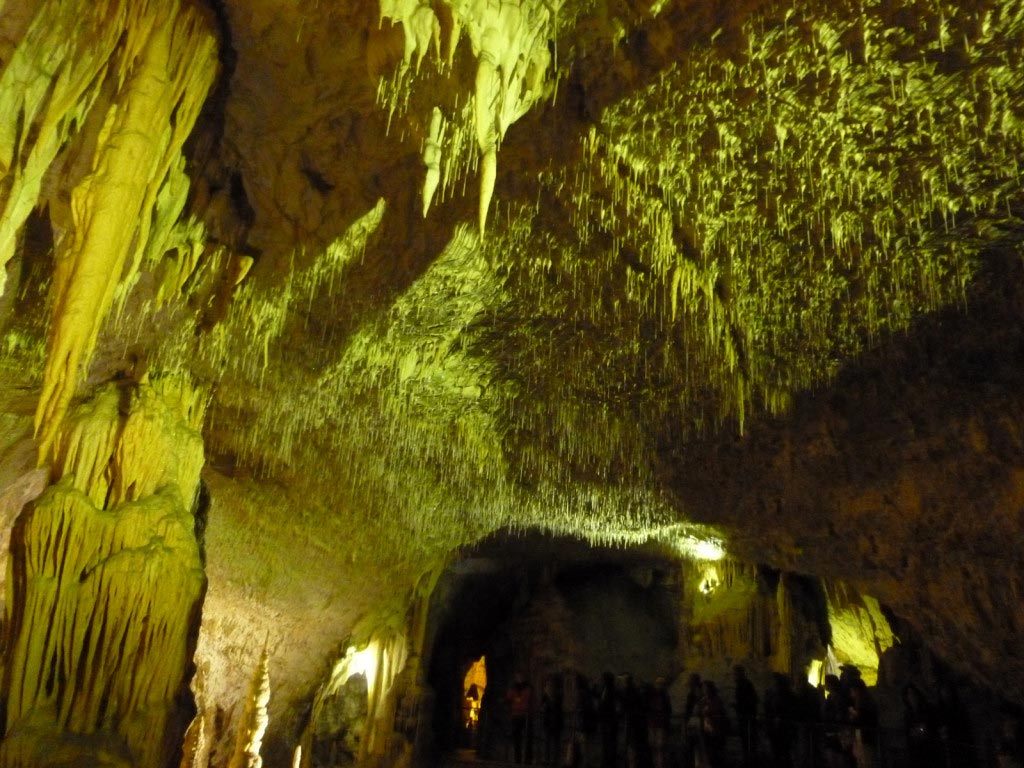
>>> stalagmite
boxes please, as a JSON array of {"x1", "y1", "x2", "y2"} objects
[
  {"x1": 228, "y1": 652, "x2": 271, "y2": 768},
  {"x1": 179, "y1": 711, "x2": 209, "y2": 768}
]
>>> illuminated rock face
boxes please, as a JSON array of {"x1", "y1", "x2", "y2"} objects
[
  {"x1": 0, "y1": 0, "x2": 1022, "y2": 764},
  {"x1": 1, "y1": 379, "x2": 207, "y2": 766},
  {"x1": 663, "y1": 254, "x2": 1024, "y2": 693},
  {"x1": 0, "y1": 0, "x2": 219, "y2": 457}
]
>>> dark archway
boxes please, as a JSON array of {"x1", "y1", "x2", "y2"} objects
[{"x1": 422, "y1": 532, "x2": 684, "y2": 762}]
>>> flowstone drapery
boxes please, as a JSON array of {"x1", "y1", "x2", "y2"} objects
[
  {"x1": 0, "y1": 378, "x2": 208, "y2": 767},
  {"x1": 0, "y1": 0, "x2": 219, "y2": 459},
  {"x1": 0, "y1": 3, "x2": 218, "y2": 763}
]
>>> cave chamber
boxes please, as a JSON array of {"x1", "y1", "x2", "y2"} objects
[{"x1": 1, "y1": 0, "x2": 1024, "y2": 765}]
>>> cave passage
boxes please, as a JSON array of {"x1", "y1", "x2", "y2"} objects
[
  {"x1": 423, "y1": 533, "x2": 685, "y2": 764},
  {"x1": 407, "y1": 530, "x2": 1024, "y2": 768}
]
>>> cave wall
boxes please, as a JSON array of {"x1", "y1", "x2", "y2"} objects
[
  {"x1": 664, "y1": 250, "x2": 1024, "y2": 694},
  {"x1": 0, "y1": 0, "x2": 1022, "y2": 764},
  {"x1": 1, "y1": 379, "x2": 207, "y2": 767}
]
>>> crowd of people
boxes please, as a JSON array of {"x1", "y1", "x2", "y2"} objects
[
  {"x1": 489, "y1": 664, "x2": 1001, "y2": 768},
  {"x1": 501, "y1": 670, "x2": 677, "y2": 768}
]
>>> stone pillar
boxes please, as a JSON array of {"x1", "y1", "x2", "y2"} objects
[{"x1": 1, "y1": 378, "x2": 208, "y2": 767}]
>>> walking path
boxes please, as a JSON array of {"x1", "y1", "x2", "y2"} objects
[{"x1": 440, "y1": 749, "x2": 525, "y2": 768}]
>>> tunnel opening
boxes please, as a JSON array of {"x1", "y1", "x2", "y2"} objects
[
  {"x1": 461, "y1": 657, "x2": 486, "y2": 747},
  {"x1": 421, "y1": 531, "x2": 704, "y2": 764},
  {"x1": 292, "y1": 530, "x2": 1024, "y2": 768},
  {"x1": 415, "y1": 529, "x2": 982, "y2": 768}
]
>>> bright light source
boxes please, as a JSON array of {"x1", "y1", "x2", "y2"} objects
[
  {"x1": 693, "y1": 539, "x2": 726, "y2": 561},
  {"x1": 699, "y1": 564, "x2": 721, "y2": 595},
  {"x1": 807, "y1": 659, "x2": 823, "y2": 687},
  {"x1": 463, "y1": 657, "x2": 487, "y2": 731},
  {"x1": 669, "y1": 529, "x2": 727, "y2": 561},
  {"x1": 348, "y1": 644, "x2": 378, "y2": 683},
  {"x1": 333, "y1": 643, "x2": 380, "y2": 695}
]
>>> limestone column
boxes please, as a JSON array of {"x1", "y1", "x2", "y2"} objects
[
  {"x1": 1, "y1": 378, "x2": 209, "y2": 766},
  {"x1": 0, "y1": 1, "x2": 219, "y2": 764}
]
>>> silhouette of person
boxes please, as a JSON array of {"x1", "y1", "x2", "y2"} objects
[
  {"x1": 734, "y1": 665, "x2": 759, "y2": 767},
  {"x1": 621, "y1": 675, "x2": 647, "y2": 768},
  {"x1": 647, "y1": 676, "x2": 672, "y2": 768},
  {"x1": 683, "y1": 673, "x2": 703, "y2": 768},
  {"x1": 507, "y1": 672, "x2": 534, "y2": 764},
  {"x1": 847, "y1": 679, "x2": 878, "y2": 768},
  {"x1": 597, "y1": 672, "x2": 618, "y2": 768},
  {"x1": 822, "y1": 674, "x2": 853, "y2": 768},
  {"x1": 765, "y1": 673, "x2": 796, "y2": 768},
  {"x1": 902, "y1": 683, "x2": 937, "y2": 768},
  {"x1": 935, "y1": 679, "x2": 974, "y2": 768},
  {"x1": 700, "y1": 679, "x2": 731, "y2": 768},
  {"x1": 541, "y1": 675, "x2": 564, "y2": 767},
  {"x1": 573, "y1": 673, "x2": 596, "y2": 767}
]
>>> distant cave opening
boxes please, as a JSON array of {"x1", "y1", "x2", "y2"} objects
[
  {"x1": 421, "y1": 532, "x2": 684, "y2": 763},
  {"x1": 416, "y1": 530, "x2": 950, "y2": 767}
]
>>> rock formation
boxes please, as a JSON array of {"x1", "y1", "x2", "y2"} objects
[{"x1": 0, "y1": 0, "x2": 1022, "y2": 764}]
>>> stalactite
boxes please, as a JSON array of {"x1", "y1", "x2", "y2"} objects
[
  {"x1": 422, "y1": 107, "x2": 444, "y2": 217},
  {"x1": 200, "y1": 198, "x2": 385, "y2": 415},
  {"x1": 552, "y1": 0, "x2": 1024, "y2": 443},
  {"x1": 0, "y1": 0, "x2": 122, "y2": 294},
  {"x1": 10, "y1": 0, "x2": 221, "y2": 461},
  {"x1": 378, "y1": 0, "x2": 559, "y2": 234},
  {"x1": 475, "y1": 50, "x2": 499, "y2": 236}
]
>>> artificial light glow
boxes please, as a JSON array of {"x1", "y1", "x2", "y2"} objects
[
  {"x1": 824, "y1": 584, "x2": 894, "y2": 687},
  {"x1": 664, "y1": 526, "x2": 728, "y2": 561},
  {"x1": 699, "y1": 564, "x2": 721, "y2": 595},
  {"x1": 694, "y1": 539, "x2": 726, "y2": 561},
  {"x1": 807, "y1": 659, "x2": 823, "y2": 687},
  {"x1": 346, "y1": 644, "x2": 380, "y2": 689},
  {"x1": 463, "y1": 656, "x2": 487, "y2": 695},
  {"x1": 463, "y1": 656, "x2": 487, "y2": 730},
  {"x1": 324, "y1": 642, "x2": 382, "y2": 707}
]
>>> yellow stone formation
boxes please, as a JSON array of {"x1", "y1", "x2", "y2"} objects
[
  {"x1": 0, "y1": 0, "x2": 220, "y2": 459},
  {"x1": 825, "y1": 580, "x2": 896, "y2": 686},
  {"x1": 0, "y1": 0, "x2": 1020, "y2": 763},
  {"x1": 379, "y1": 0, "x2": 560, "y2": 234},
  {"x1": 228, "y1": 652, "x2": 271, "y2": 768},
  {"x1": 1, "y1": 377, "x2": 207, "y2": 766}
]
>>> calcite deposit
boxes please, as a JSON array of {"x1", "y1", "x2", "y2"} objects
[{"x1": 0, "y1": 0, "x2": 1022, "y2": 765}]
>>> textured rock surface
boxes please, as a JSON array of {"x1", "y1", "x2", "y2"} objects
[
  {"x1": 663, "y1": 249, "x2": 1024, "y2": 692},
  {"x1": 0, "y1": 0, "x2": 1023, "y2": 764},
  {"x1": 2, "y1": 379, "x2": 207, "y2": 766}
]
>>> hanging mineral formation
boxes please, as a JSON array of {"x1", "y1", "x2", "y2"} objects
[
  {"x1": 0, "y1": 0, "x2": 219, "y2": 460},
  {"x1": 379, "y1": 0, "x2": 556, "y2": 235}
]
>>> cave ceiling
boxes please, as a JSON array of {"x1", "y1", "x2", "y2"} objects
[{"x1": 2, "y1": 0, "x2": 1024, "y2": 710}]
